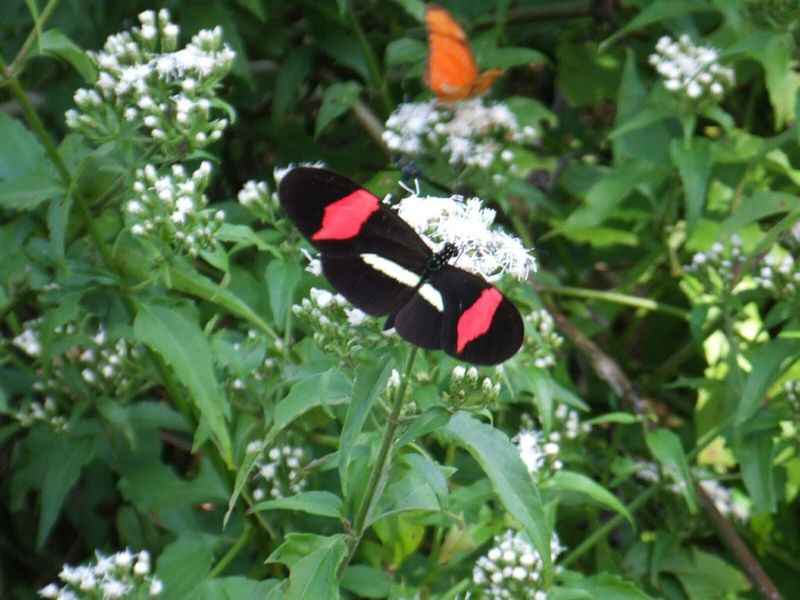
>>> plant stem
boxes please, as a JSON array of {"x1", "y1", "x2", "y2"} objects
[
  {"x1": 209, "y1": 524, "x2": 252, "y2": 578},
  {"x1": 561, "y1": 484, "x2": 659, "y2": 568},
  {"x1": 7, "y1": 0, "x2": 62, "y2": 78},
  {"x1": 536, "y1": 283, "x2": 690, "y2": 320},
  {"x1": 343, "y1": 347, "x2": 418, "y2": 569},
  {"x1": 0, "y1": 61, "x2": 115, "y2": 269},
  {"x1": 349, "y1": 5, "x2": 393, "y2": 116}
]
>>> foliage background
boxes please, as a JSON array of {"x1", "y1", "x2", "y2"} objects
[{"x1": 1, "y1": 0, "x2": 799, "y2": 598}]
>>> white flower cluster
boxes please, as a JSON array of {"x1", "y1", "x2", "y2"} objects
[
  {"x1": 684, "y1": 235, "x2": 745, "y2": 289},
  {"x1": 649, "y1": 35, "x2": 735, "y2": 101},
  {"x1": 238, "y1": 180, "x2": 271, "y2": 209},
  {"x1": 554, "y1": 404, "x2": 591, "y2": 440},
  {"x1": 66, "y1": 10, "x2": 234, "y2": 151},
  {"x1": 383, "y1": 98, "x2": 538, "y2": 171},
  {"x1": 445, "y1": 365, "x2": 502, "y2": 410},
  {"x1": 128, "y1": 162, "x2": 224, "y2": 256},
  {"x1": 635, "y1": 461, "x2": 750, "y2": 521},
  {"x1": 12, "y1": 318, "x2": 45, "y2": 357},
  {"x1": 248, "y1": 442, "x2": 309, "y2": 501},
  {"x1": 526, "y1": 309, "x2": 563, "y2": 369},
  {"x1": 472, "y1": 530, "x2": 564, "y2": 600},
  {"x1": 515, "y1": 426, "x2": 563, "y2": 478},
  {"x1": 39, "y1": 549, "x2": 163, "y2": 599},
  {"x1": 12, "y1": 396, "x2": 68, "y2": 431},
  {"x1": 699, "y1": 478, "x2": 751, "y2": 522},
  {"x1": 220, "y1": 329, "x2": 279, "y2": 395},
  {"x1": 291, "y1": 287, "x2": 387, "y2": 360},
  {"x1": 784, "y1": 380, "x2": 800, "y2": 413},
  {"x1": 753, "y1": 251, "x2": 800, "y2": 297},
  {"x1": 394, "y1": 191, "x2": 535, "y2": 281},
  {"x1": 13, "y1": 320, "x2": 142, "y2": 405}
]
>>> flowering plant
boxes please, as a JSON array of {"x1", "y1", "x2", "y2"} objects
[{"x1": 1, "y1": 1, "x2": 798, "y2": 599}]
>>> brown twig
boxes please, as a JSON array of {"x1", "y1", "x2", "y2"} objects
[
  {"x1": 697, "y1": 486, "x2": 783, "y2": 600},
  {"x1": 541, "y1": 297, "x2": 784, "y2": 600}
]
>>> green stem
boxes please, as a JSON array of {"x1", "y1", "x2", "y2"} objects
[
  {"x1": 343, "y1": 347, "x2": 418, "y2": 569},
  {"x1": 7, "y1": 0, "x2": 62, "y2": 78},
  {"x1": 349, "y1": 5, "x2": 392, "y2": 116},
  {"x1": 209, "y1": 524, "x2": 252, "y2": 578},
  {"x1": 561, "y1": 484, "x2": 659, "y2": 568},
  {"x1": 536, "y1": 283, "x2": 690, "y2": 320},
  {"x1": 0, "y1": 62, "x2": 115, "y2": 269}
]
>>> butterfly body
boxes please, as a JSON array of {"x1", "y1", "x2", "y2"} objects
[
  {"x1": 424, "y1": 4, "x2": 503, "y2": 102},
  {"x1": 279, "y1": 167, "x2": 523, "y2": 365}
]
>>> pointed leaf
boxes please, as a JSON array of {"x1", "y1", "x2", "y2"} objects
[
  {"x1": 134, "y1": 302, "x2": 232, "y2": 463},
  {"x1": 444, "y1": 412, "x2": 552, "y2": 578}
]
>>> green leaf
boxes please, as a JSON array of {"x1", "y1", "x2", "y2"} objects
[
  {"x1": 253, "y1": 491, "x2": 343, "y2": 519},
  {"x1": 0, "y1": 113, "x2": 49, "y2": 181},
  {"x1": 548, "y1": 470, "x2": 633, "y2": 525},
  {"x1": 556, "y1": 571, "x2": 654, "y2": 599},
  {"x1": 389, "y1": 0, "x2": 425, "y2": 22},
  {"x1": 340, "y1": 565, "x2": 392, "y2": 599},
  {"x1": 266, "y1": 258, "x2": 302, "y2": 327},
  {"x1": 736, "y1": 339, "x2": 800, "y2": 424},
  {"x1": 613, "y1": 50, "x2": 674, "y2": 164},
  {"x1": 37, "y1": 434, "x2": 94, "y2": 548},
  {"x1": 156, "y1": 533, "x2": 217, "y2": 600},
  {"x1": 385, "y1": 38, "x2": 427, "y2": 67},
  {"x1": 670, "y1": 139, "x2": 713, "y2": 232},
  {"x1": 736, "y1": 432, "x2": 777, "y2": 513},
  {"x1": 722, "y1": 191, "x2": 795, "y2": 234},
  {"x1": 235, "y1": 0, "x2": 267, "y2": 21},
  {"x1": 134, "y1": 302, "x2": 232, "y2": 463},
  {"x1": 563, "y1": 161, "x2": 658, "y2": 230},
  {"x1": 482, "y1": 47, "x2": 548, "y2": 69},
  {"x1": 316, "y1": 81, "x2": 362, "y2": 138},
  {"x1": 370, "y1": 468, "x2": 440, "y2": 525},
  {"x1": 273, "y1": 48, "x2": 314, "y2": 123},
  {"x1": 444, "y1": 412, "x2": 552, "y2": 578},
  {"x1": 645, "y1": 429, "x2": 697, "y2": 513},
  {"x1": 396, "y1": 406, "x2": 450, "y2": 448},
  {"x1": 195, "y1": 576, "x2": 282, "y2": 600},
  {"x1": 660, "y1": 548, "x2": 749, "y2": 599},
  {"x1": 586, "y1": 412, "x2": 639, "y2": 426},
  {"x1": 0, "y1": 168, "x2": 62, "y2": 211},
  {"x1": 340, "y1": 361, "x2": 393, "y2": 497},
  {"x1": 285, "y1": 535, "x2": 347, "y2": 600},
  {"x1": 602, "y1": 2, "x2": 717, "y2": 49},
  {"x1": 272, "y1": 368, "x2": 352, "y2": 433},
  {"x1": 227, "y1": 369, "x2": 351, "y2": 524},
  {"x1": 35, "y1": 29, "x2": 97, "y2": 81}
]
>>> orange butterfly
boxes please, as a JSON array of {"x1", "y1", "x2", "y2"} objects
[{"x1": 424, "y1": 4, "x2": 503, "y2": 102}]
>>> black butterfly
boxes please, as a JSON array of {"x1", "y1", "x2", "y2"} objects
[{"x1": 278, "y1": 167, "x2": 523, "y2": 365}]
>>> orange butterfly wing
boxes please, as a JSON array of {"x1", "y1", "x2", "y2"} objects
[{"x1": 424, "y1": 5, "x2": 502, "y2": 102}]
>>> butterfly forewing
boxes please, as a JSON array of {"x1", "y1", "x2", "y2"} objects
[
  {"x1": 424, "y1": 4, "x2": 503, "y2": 102},
  {"x1": 279, "y1": 167, "x2": 432, "y2": 316}
]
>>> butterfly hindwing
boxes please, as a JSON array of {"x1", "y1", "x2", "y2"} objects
[{"x1": 435, "y1": 267, "x2": 523, "y2": 365}]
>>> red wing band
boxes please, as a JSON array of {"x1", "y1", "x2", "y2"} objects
[
  {"x1": 311, "y1": 189, "x2": 380, "y2": 241},
  {"x1": 456, "y1": 287, "x2": 503, "y2": 353}
]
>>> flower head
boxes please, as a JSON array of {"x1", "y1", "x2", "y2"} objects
[
  {"x1": 650, "y1": 35, "x2": 735, "y2": 103},
  {"x1": 393, "y1": 190, "x2": 535, "y2": 282}
]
